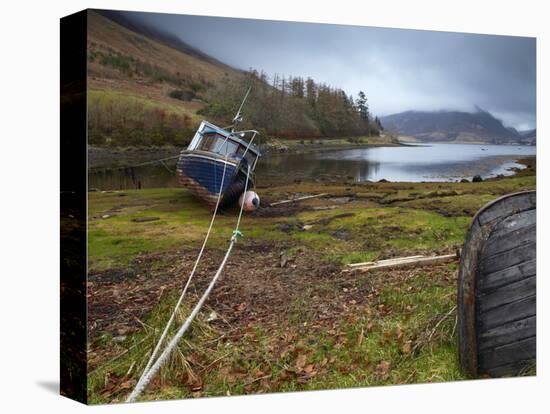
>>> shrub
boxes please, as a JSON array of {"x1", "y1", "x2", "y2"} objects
[{"x1": 168, "y1": 89, "x2": 195, "y2": 101}]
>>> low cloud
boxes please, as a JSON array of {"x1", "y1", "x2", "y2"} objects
[{"x1": 123, "y1": 11, "x2": 536, "y2": 130}]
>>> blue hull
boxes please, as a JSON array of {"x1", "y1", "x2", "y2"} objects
[
  {"x1": 176, "y1": 152, "x2": 250, "y2": 209},
  {"x1": 178, "y1": 153, "x2": 238, "y2": 193}
]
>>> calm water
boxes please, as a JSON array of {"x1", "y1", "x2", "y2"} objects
[{"x1": 89, "y1": 143, "x2": 536, "y2": 190}]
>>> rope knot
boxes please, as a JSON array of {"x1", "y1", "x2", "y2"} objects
[{"x1": 231, "y1": 229, "x2": 243, "y2": 242}]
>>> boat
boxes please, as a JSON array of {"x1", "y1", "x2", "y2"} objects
[
  {"x1": 457, "y1": 191, "x2": 536, "y2": 377},
  {"x1": 176, "y1": 120, "x2": 261, "y2": 210}
]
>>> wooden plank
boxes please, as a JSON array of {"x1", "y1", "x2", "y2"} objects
[
  {"x1": 269, "y1": 193, "x2": 328, "y2": 207},
  {"x1": 478, "y1": 295, "x2": 536, "y2": 331},
  {"x1": 477, "y1": 192, "x2": 535, "y2": 226},
  {"x1": 480, "y1": 241, "x2": 536, "y2": 275},
  {"x1": 457, "y1": 191, "x2": 536, "y2": 378},
  {"x1": 457, "y1": 218, "x2": 485, "y2": 377},
  {"x1": 483, "y1": 358, "x2": 536, "y2": 377},
  {"x1": 350, "y1": 254, "x2": 457, "y2": 272},
  {"x1": 478, "y1": 316, "x2": 536, "y2": 351},
  {"x1": 482, "y1": 223, "x2": 536, "y2": 258},
  {"x1": 478, "y1": 336, "x2": 536, "y2": 371},
  {"x1": 346, "y1": 255, "x2": 425, "y2": 268},
  {"x1": 477, "y1": 276, "x2": 536, "y2": 313},
  {"x1": 488, "y1": 209, "x2": 536, "y2": 239},
  {"x1": 478, "y1": 259, "x2": 536, "y2": 293}
]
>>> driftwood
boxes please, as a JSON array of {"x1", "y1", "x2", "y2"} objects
[
  {"x1": 345, "y1": 253, "x2": 457, "y2": 272},
  {"x1": 269, "y1": 193, "x2": 328, "y2": 207}
]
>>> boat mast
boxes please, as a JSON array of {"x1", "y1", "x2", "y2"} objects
[{"x1": 231, "y1": 87, "x2": 251, "y2": 133}]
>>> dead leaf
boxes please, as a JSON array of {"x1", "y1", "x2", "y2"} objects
[
  {"x1": 395, "y1": 326, "x2": 404, "y2": 341},
  {"x1": 304, "y1": 364, "x2": 315, "y2": 374},
  {"x1": 375, "y1": 361, "x2": 391, "y2": 380},
  {"x1": 295, "y1": 354, "x2": 307, "y2": 370},
  {"x1": 402, "y1": 341, "x2": 412, "y2": 355}
]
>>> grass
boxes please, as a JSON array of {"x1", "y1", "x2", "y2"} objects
[
  {"x1": 88, "y1": 264, "x2": 461, "y2": 403},
  {"x1": 88, "y1": 89, "x2": 203, "y2": 125},
  {"x1": 86, "y1": 173, "x2": 535, "y2": 403}
]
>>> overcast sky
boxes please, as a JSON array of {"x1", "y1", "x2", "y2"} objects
[{"x1": 122, "y1": 11, "x2": 536, "y2": 130}]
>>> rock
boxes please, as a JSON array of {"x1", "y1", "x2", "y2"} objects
[
  {"x1": 378, "y1": 179, "x2": 389, "y2": 183},
  {"x1": 132, "y1": 216, "x2": 160, "y2": 223},
  {"x1": 332, "y1": 229, "x2": 350, "y2": 240},
  {"x1": 472, "y1": 175, "x2": 483, "y2": 182},
  {"x1": 302, "y1": 224, "x2": 314, "y2": 231},
  {"x1": 312, "y1": 205, "x2": 337, "y2": 211},
  {"x1": 328, "y1": 197, "x2": 352, "y2": 204},
  {"x1": 460, "y1": 178, "x2": 470, "y2": 183},
  {"x1": 277, "y1": 221, "x2": 303, "y2": 233},
  {"x1": 280, "y1": 252, "x2": 289, "y2": 268},
  {"x1": 278, "y1": 223, "x2": 294, "y2": 233},
  {"x1": 101, "y1": 214, "x2": 111, "y2": 219},
  {"x1": 112, "y1": 335, "x2": 127, "y2": 343}
]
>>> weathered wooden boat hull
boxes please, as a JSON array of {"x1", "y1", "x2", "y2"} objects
[
  {"x1": 176, "y1": 153, "x2": 252, "y2": 210},
  {"x1": 458, "y1": 191, "x2": 536, "y2": 377}
]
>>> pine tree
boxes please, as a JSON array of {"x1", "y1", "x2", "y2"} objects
[{"x1": 356, "y1": 91, "x2": 369, "y2": 121}]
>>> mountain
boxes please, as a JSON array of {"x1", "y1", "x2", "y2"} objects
[
  {"x1": 518, "y1": 129, "x2": 536, "y2": 145},
  {"x1": 380, "y1": 109, "x2": 525, "y2": 144}
]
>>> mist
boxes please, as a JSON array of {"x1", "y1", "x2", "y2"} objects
[{"x1": 120, "y1": 10, "x2": 536, "y2": 130}]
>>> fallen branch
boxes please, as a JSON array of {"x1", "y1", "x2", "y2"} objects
[{"x1": 269, "y1": 193, "x2": 328, "y2": 207}]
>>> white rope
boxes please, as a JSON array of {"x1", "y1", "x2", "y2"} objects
[
  {"x1": 126, "y1": 239, "x2": 236, "y2": 402},
  {"x1": 126, "y1": 134, "x2": 257, "y2": 403},
  {"x1": 132, "y1": 136, "x2": 231, "y2": 392}
]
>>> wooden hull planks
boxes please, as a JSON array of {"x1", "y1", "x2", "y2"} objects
[
  {"x1": 457, "y1": 191, "x2": 536, "y2": 378},
  {"x1": 176, "y1": 152, "x2": 254, "y2": 210}
]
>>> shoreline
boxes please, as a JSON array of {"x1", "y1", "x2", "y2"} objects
[{"x1": 88, "y1": 139, "x2": 403, "y2": 169}]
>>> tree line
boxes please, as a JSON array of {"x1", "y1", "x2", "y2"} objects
[
  {"x1": 88, "y1": 55, "x2": 383, "y2": 147},
  {"x1": 198, "y1": 70, "x2": 383, "y2": 139}
]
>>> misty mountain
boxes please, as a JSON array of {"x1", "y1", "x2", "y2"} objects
[
  {"x1": 379, "y1": 108, "x2": 527, "y2": 144},
  {"x1": 518, "y1": 128, "x2": 536, "y2": 145}
]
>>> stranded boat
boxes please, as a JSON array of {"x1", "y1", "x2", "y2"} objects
[
  {"x1": 176, "y1": 120, "x2": 261, "y2": 210},
  {"x1": 458, "y1": 191, "x2": 536, "y2": 377}
]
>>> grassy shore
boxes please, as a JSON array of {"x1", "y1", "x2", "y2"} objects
[{"x1": 87, "y1": 164, "x2": 535, "y2": 403}]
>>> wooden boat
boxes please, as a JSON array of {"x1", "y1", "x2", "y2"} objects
[
  {"x1": 176, "y1": 120, "x2": 261, "y2": 210},
  {"x1": 457, "y1": 191, "x2": 536, "y2": 377}
]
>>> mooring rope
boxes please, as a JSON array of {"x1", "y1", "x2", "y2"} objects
[
  {"x1": 131, "y1": 135, "x2": 231, "y2": 393},
  {"x1": 126, "y1": 135, "x2": 256, "y2": 403},
  {"x1": 89, "y1": 155, "x2": 181, "y2": 172}
]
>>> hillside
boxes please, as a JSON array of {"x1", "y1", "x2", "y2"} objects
[
  {"x1": 87, "y1": 10, "x2": 383, "y2": 147},
  {"x1": 380, "y1": 109, "x2": 525, "y2": 144}
]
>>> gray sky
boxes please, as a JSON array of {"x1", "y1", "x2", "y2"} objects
[{"x1": 123, "y1": 10, "x2": 536, "y2": 130}]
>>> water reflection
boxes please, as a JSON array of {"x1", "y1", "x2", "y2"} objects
[
  {"x1": 88, "y1": 143, "x2": 535, "y2": 190},
  {"x1": 89, "y1": 163, "x2": 178, "y2": 190}
]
